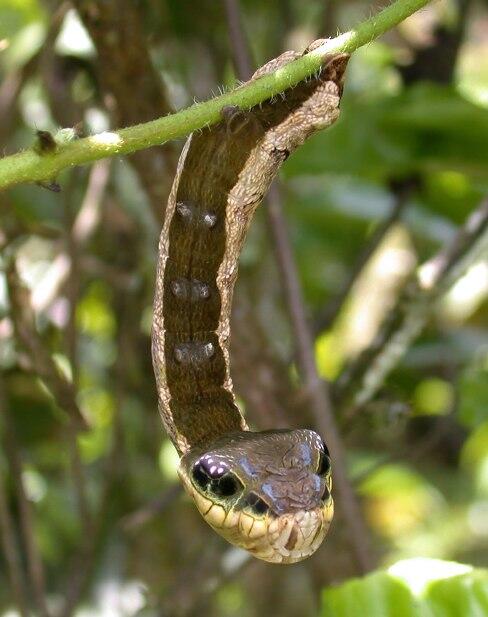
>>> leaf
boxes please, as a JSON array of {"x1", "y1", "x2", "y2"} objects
[
  {"x1": 458, "y1": 365, "x2": 488, "y2": 429},
  {"x1": 321, "y1": 571, "x2": 423, "y2": 617},
  {"x1": 426, "y1": 571, "x2": 488, "y2": 617},
  {"x1": 321, "y1": 559, "x2": 488, "y2": 617},
  {"x1": 285, "y1": 84, "x2": 488, "y2": 182},
  {"x1": 0, "y1": 0, "x2": 44, "y2": 40}
]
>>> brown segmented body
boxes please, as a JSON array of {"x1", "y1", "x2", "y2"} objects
[{"x1": 152, "y1": 42, "x2": 349, "y2": 563}]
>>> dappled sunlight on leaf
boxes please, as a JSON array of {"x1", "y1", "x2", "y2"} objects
[
  {"x1": 359, "y1": 463, "x2": 444, "y2": 538},
  {"x1": 158, "y1": 439, "x2": 179, "y2": 482},
  {"x1": 322, "y1": 558, "x2": 488, "y2": 617},
  {"x1": 413, "y1": 378, "x2": 454, "y2": 416},
  {"x1": 440, "y1": 262, "x2": 488, "y2": 323},
  {"x1": 77, "y1": 281, "x2": 116, "y2": 339}
]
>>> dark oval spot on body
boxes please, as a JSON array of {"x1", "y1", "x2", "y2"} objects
[{"x1": 321, "y1": 485, "x2": 330, "y2": 502}]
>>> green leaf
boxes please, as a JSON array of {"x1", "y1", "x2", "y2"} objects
[
  {"x1": 426, "y1": 572, "x2": 488, "y2": 617},
  {"x1": 285, "y1": 84, "x2": 488, "y2": 182},
  {"x1": 321, "y1": 559, "x2": 488, "y2": 617},
  {"x1": 321, "y1": 571, "x2": 423, "y2": 617},
  {"x1": 0, "y1": 0, "x2": 44, "y2": 40},
  {"x1": 458, "y1": 365, "x2": 488, "y2": 429}
]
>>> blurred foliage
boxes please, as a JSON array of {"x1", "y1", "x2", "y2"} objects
[
  {"x1": 321, "y1": 558, "x2": 488, "y2": 616},
  {"x1": 0, "y1": 0, "x2": 487, "y2": 616}
]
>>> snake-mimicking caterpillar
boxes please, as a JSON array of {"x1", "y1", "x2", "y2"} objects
[{"x1": 152, "y1": 41, "x2": 349, "y2": 564}]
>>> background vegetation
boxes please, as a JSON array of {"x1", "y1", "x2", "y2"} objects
[{"x1": 0, "y1": 0, "x2": 487, "y2": 615}]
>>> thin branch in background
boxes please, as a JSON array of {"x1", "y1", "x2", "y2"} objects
[
  {"x1": 120, "y1": 484, "x2": 182, "y2": 532},
  {"x1": 6, "y1": 266, "x2": 87, "y2": 430},
  {"x1": 0, "y1": 378, "x2": 50, "y2": 617},
  {"x1": 4, "y1": 239, "x2": 94, "y2": 615},
  {"x1": 224, "y1": 0, "x2": 375, "y2": 574},
  {"x1": 164, "y1": 543, "x2": 252, "y2": 615},
  {"x1": 223, "y1": 0, "x2": 254, "y2": 80},
  {"x1": 31, "y1": 160, "x2": 111, "y2": 314},
  {"x1": 333, "y1": 0, "x2": 476, "y2": 417},
  {"x1": 336, "y1": 198, "x2": 488, "y2": 415},
  {"x1": 231, "y1": 279, "x2": 299, "y2": 429},
  {"x1": 399, "y1": 0, "x2": 473, "y2": 85},
  {"x1": 314, "y1": 178, "x2": 416, "y2": 333},
  {"x1": 419, "y1": 198, "x2": 488, "y2": 293},
  {"x1": 322, "y1": 0, "x2": 338, "y2": 38},
  {"x1": 62, "y1": 174, "x2": 93, "y2": 539},
  {"x1": 267, "y1": 184, "x2": 375, "y2": 573},
  {"x1": 66, "y1": 421, "x2": 92, "y2": 531},
  {"x1": 0, "y1": 2, "x2": 69, "y2": 146},
  {"x1": 0, "y1": 72, "x2": 24, "y2": 146},
  {"x1": 80, "y1": 254, "x2": 138, "y2": 290},
  {"x1": 72, "y1": 161, "x2": 111, "y2": 244},
  {"x1": 0, "y1": 446, "x2": 29, "y2": 617},
  {"x1": 60, "y1": 247, "x2": 138, "y2": 617},
  {"x1": 352, "y1": 377, "x2": 460, "y2": 486}
]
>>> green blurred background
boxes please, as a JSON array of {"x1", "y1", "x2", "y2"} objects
[{"x1": 0, "y1": 0, "x2": 487, "y2": 615}]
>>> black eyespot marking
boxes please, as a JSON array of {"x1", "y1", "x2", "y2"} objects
[
  {"x1": 210, "y1": 474, "x2": 241, "y2": 498},
  {"x1": 192, "y1": 463, "x2": 211, "y2": 489},
  {"x1": 193, "y1": 459, "x2": 242, "y2": 499},
  {"x1": 245, "y1": 492, "x2": 270, "y2": 516},
  {"x1": 317, "y1": 451, "x2": 331, "y2": 476}
]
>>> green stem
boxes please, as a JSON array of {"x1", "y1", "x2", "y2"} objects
[{"x1": 0, "y1": 0, "x2": 432, "y2": 190}]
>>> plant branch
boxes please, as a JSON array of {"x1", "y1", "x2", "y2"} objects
[
  {"x1": 0, "y1": 447, "x2": 29, "y2": 617},
  {"x1": 6, "y1": 265, "x2": 87, "y2": 430},
  {"x1": 267, "y1": 184, "x2": 375, "y2": 573},
  {"x1": 120, "y1": 484, "x2": 182, "y2": 531},
  {"x1": 314, "y1": 179, "x2": 415, "y2": 333},
  {"x1": 62, "y1": 176, "x2": 93, "y2": 538},
  {"x1": 335, "y1": 198, "x2": 488, "y2": 414},
  {"x1": 0, "y1": 0, "x2": 433, "y2": 191},
  {"x1": 0, "y1": 378, "x2": 50, "y2": 617}
]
